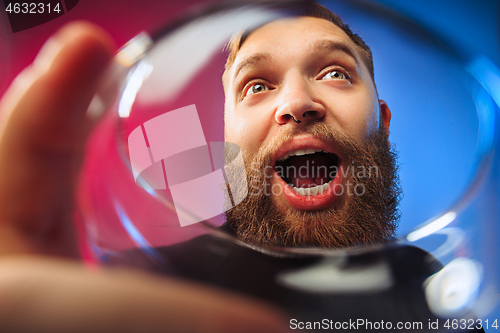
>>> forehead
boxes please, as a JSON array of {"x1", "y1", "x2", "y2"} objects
[{"x1": 231, "y1": 16, "x2": 363, "y2": 77}]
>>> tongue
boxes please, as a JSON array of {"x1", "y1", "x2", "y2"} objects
[{"x1": 287, "y1": 154, "x2": 331, "y2": 188}]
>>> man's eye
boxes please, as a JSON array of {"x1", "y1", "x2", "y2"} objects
[
  {"x1": 321, "y1": 69, "x2": 348, "y2": 80},
  {"x1": 245, "y1": 83, "x2": 269, "y2": 97}
]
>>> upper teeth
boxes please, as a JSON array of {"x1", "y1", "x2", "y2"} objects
[{"x1": 278, "y1": 148, "x2": 325, "y2": 161}]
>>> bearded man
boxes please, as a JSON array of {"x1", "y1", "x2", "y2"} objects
[
  {"x1": 118, "y1": 5, "x2": 483, "y2": 331},
  {"x1": 222, "y1": 3, "x2": 401, "y2": 249},
  {"x1": 0, "y1": 1, "x2": 485, "y2": 332},
  {"x1": 103, "y1": 4, "x2": 481, "y2": 332}
]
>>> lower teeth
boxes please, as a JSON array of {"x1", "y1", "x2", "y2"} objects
[{"x1": 291, "y1": 180, "x2": 332, "y2": 196}]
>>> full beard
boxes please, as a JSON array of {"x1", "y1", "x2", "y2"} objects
[{"x1": 224, "y1": 123, "x2": 401, "y2": 249}]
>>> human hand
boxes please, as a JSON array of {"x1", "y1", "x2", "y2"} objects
[{"x1": 0, "y1": 22, "x2": 288, "y2": 333}]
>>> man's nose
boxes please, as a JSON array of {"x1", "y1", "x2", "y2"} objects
[{"x1": 274, "y1": 76, "x2": 325, "y2": 125}]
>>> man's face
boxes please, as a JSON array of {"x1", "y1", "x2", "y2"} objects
[
  {"x1": 223, "y1": 17, "x2": 398, "y2": 248},
  {"x1": 225, "y1": 17, "x2": 389, "y2": 145}
]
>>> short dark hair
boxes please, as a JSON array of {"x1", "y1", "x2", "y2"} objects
[{"x1": 222, "y1": 2, "x2": 374, "y2": 90}]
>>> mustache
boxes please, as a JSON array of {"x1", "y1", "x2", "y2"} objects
[{"x1": 245, "y1": 122, "x2": 379, "y2": 168}]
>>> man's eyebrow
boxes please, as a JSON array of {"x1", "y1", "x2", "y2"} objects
[
  {"x1": 314, "y1": 39, "x2": 359, "y2": 66},
  {"x1": 231, "y1": 41, "x2": 358, "y2": 82},
  {"x1": 232, "y1": 53, "x2": 271, "y2": 81}
]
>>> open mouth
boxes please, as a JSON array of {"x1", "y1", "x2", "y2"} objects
[{"x1": 275, "y1": 148, "x2": 340, "y2": 196}]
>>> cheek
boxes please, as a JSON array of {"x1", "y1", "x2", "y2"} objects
[
  {"x1": 328, "y1": 90, "x2": 379, "y2": 140},
  {"x1": 363, "y1": 95, "x2": 382, "y2": 136},
  {"x1": 225, "y1": 112, "x2": 266, "y2": 156}
]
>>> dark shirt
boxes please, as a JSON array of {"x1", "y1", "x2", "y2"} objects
[{"x1": 106, "y1": 228, "x2": 484, "y2": 332}]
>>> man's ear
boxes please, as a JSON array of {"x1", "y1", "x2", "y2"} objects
[{"x1": 379, "y1": 99, "x2": 391, "y2": 135}]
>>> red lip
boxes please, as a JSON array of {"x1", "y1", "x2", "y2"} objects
[{"x1": 271, "y1": 135, "x2": 344, "y2": 210}]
